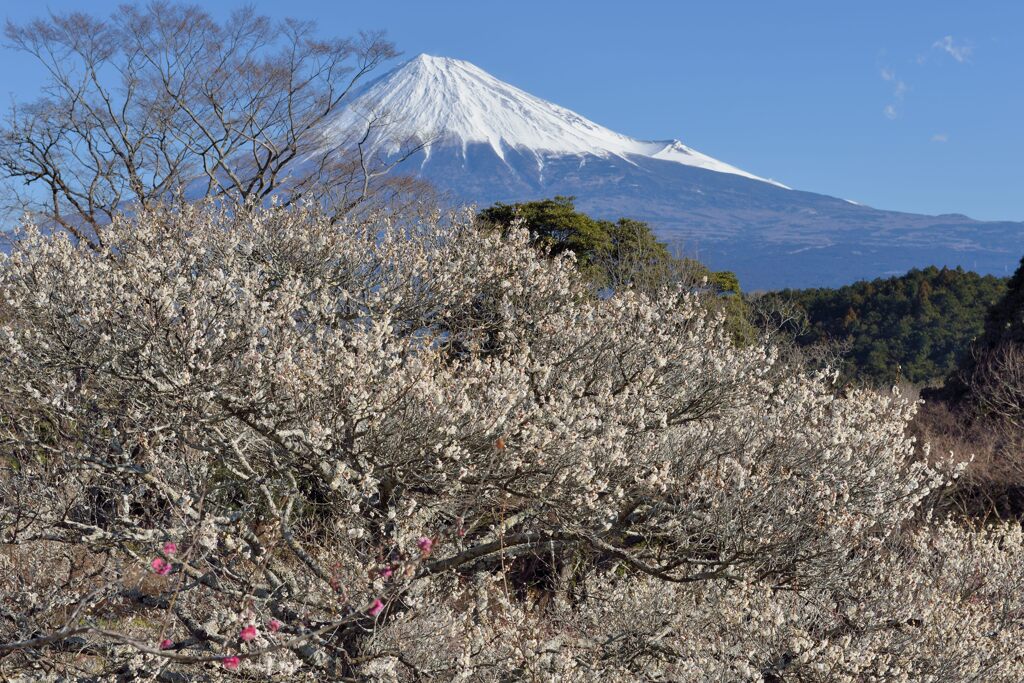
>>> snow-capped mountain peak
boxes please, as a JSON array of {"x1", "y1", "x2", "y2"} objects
[
  {"x1": 313, "y1": 54, "x2": 1021, "y2": 291},
  {"x1": 322, "y1": 54, "x2": 785, "y2": 187}
]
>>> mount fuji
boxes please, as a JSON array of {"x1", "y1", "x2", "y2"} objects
[{"x1": 319, "y1": 54, "x2": 1022, "y2": 290}]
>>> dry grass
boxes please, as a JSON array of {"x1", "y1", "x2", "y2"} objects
[{"x1": 913, "y1": 399, "x2": 1024, "y2": 520}]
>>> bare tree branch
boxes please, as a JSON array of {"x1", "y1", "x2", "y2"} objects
[{"x1": 0, "y1": 3, "x2": 429, "y2": 245}]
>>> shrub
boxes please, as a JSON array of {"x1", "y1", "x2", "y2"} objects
[{"x1": 1, "y1": 202, "x2": 1022, "y2": 680}]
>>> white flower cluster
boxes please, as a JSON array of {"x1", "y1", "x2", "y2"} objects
[{"x1": 0, "y1": 201, "x2": 1019, "y2": 680}]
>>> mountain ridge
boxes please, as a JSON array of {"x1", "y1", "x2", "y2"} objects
[
  {"x1": 320, "y1": 54, "x2": 786, "y2": 186},
  {"x1": 317, "y1": 54, "x2": 1023, "y2": 290}
]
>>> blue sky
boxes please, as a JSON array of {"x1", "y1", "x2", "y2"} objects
[{"x1": 2, "y1": 1, "x2": 1021, "y2": 221}]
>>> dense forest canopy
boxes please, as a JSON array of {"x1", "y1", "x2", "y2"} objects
[
  {"x1": 756, "y1": 266, "x2": 1007, "y2": 386},
  {"x1": 936, "y1": 257, "x2": 1024, "y2": 403}
]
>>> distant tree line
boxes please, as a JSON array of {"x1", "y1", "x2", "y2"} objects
[{"x1": 754, "y1": 266, "x2": 1008, "y2": 386}]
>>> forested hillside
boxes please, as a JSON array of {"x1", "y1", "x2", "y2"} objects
[{"x1": 757, "y1": 267, "x2": 1007, "y2": 385}]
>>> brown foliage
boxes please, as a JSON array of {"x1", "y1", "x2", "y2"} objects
[{"x1": 913, "y1": 397, "x2": 1024, "y2": 520}]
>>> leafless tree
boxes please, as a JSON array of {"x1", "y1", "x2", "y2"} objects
[
  {"x1": 969, "y1": 344, "x2": 1024, "y2": 432},
  {"x1": 0, "y1": 2, "x2": 427, "y2": 247}
]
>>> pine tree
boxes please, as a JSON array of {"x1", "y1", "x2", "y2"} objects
[{"x1": 940, "y1": 256, "x2": 1024, "y2": 405}]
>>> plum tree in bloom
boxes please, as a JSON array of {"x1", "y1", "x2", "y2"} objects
[{"x1": 0, "y1": 201, "x2": 1022, "y2": 680}]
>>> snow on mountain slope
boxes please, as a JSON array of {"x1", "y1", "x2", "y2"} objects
[
  {"x1": 314, "y1": 54, "x2": 1022, "y2": 291},
  {"x1": 320, "y1": 54, "x2": 787, "y2": 188}
]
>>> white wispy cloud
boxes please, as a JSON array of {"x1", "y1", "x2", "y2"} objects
[
  {"x1": 880, "y1": 67, "x2": 907, "y2": 96},
  {"x1": 878, "y1": 36, "x2": 970, "y2": 123},
  {"x1": 931, "y1": 133, "x2": 949, "y2": 143},
  {"x1": 880, "y1": 67, "x2": 907, "y2": 120},
  {"x1": 933, "y1": 35, "x2": 972, "y2": 62}
]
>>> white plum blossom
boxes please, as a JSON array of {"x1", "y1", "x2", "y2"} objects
[{"x1": 0, "y1": 201, "x2": 1020, "y2": 680}]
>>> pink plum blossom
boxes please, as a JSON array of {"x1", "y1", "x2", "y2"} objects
[
  {"x1": 150, "y1": 557, "x2": 171, "y2": 575},
  {"x1": 159, "y1": 638, "x2": 173, "y2": 650},
  {"x1": 368, "y1": 598, "x2": 384, "y2": 617},
  {"x1": 239, "y1": 625, "x2": 257, "y2": 642},
  {"x1": 380, "y1": 565, "x2": 393, "y2": 579},
  {"x1": 222, "y1": 656, "x2": 240, "y2": 671},
  {"x1": 417, "y1": 536, "x2": 433, "y2": 556},
  {"x1": 268, "y1": 619, "x2": 281, "y2": 633},
  {"x1": 162, "y1": 541, "x2": 177, "y2": 556}
]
